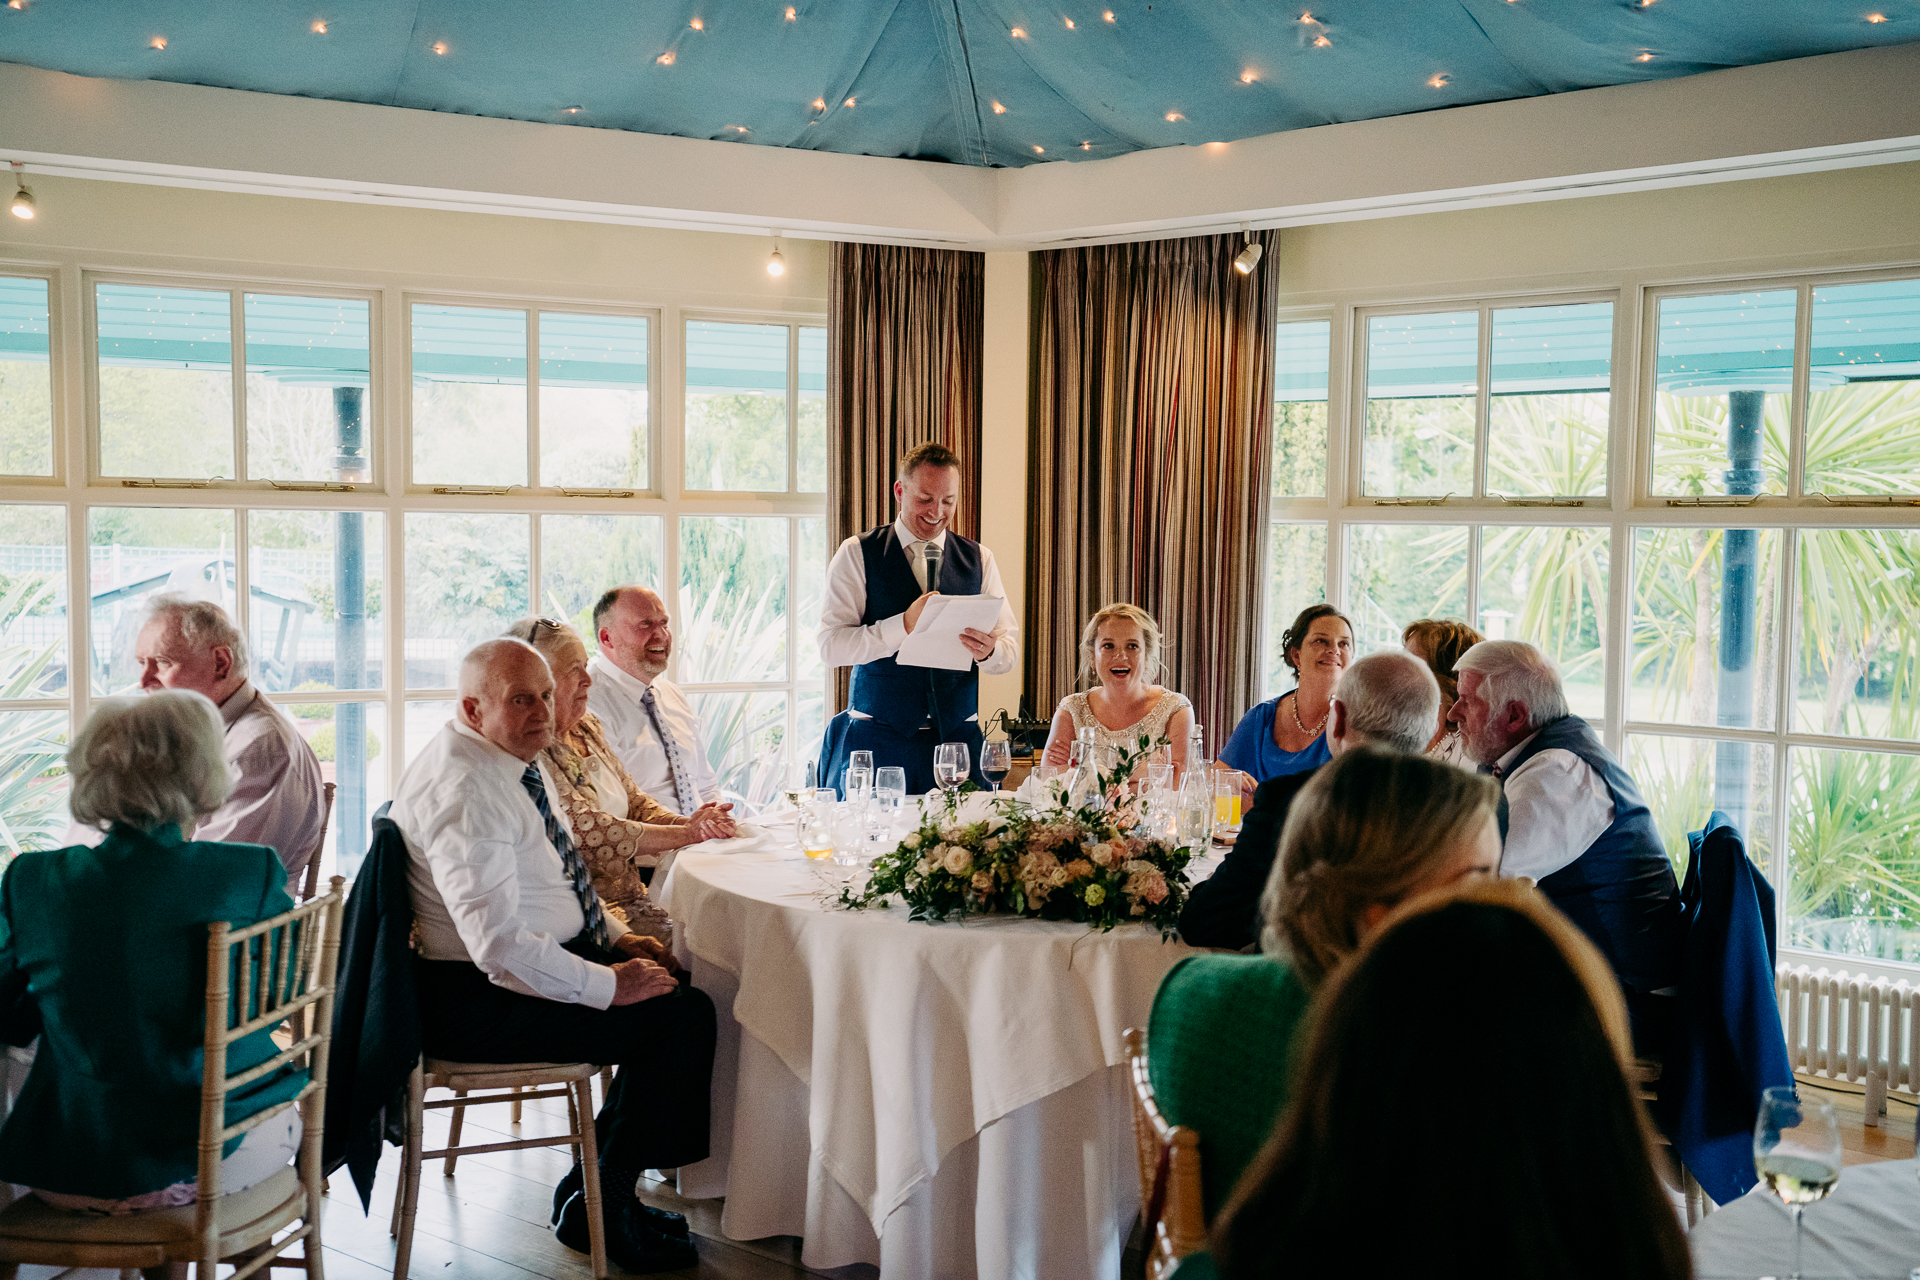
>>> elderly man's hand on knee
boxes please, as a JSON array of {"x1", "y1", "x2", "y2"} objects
[{"x1": 611, "y1": 957, "x2": 680, "y2": 1005}]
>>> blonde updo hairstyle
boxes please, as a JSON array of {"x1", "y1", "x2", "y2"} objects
[
  {"x1": 1259, "y1": 746, "x2": 1500, "y2": 986},
  {"x1": 1078, "y1": 603, "x2": 1164, "y2": 686}
]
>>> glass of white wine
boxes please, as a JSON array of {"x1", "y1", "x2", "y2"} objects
[
  {"x1": 784, "y1": 757, "x2": 816, "y2": 848},
  {"x1": 1753, "y1": 1085, "x2": 1843, "y2": 1280}
]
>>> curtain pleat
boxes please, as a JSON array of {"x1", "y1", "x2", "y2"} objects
[
  {"x1": 826, "y1": 242, "x2": 985, "y2": 708},
  {"x1": 1026, "y1": 230, "x2": 1279, "y2": 752}
]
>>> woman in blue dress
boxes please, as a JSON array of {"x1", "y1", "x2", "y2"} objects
[{"x1": 1220, "y1": 604, "x2": 1354, "y2": 783}]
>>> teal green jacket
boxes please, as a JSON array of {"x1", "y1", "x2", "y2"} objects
[
  {"x1": 0, "y1": 825, "x2": 309, "y2": 1198},
  {"x1": 1147, "y1": 953, "x2": 1312, "y2": 1224}
]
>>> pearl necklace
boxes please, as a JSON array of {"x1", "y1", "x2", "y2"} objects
[{"x1": 1289, "y1": 691, "x2": 1329, "y2": 738}]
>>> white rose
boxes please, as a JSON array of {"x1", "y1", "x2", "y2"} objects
[
  {"x1": 903, "y1": 833, "x2": 921, "y2": 849},
  {"x1": 942, "y1": 846, "x2": 973, "y2": 876}
]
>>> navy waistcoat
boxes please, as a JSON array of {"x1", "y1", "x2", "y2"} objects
[
  {"x1": 1501, "y1": 715, "x2": 1685, "y2": 994},
  {"x1": 848, "y1": 525, "x2": 983, "y2": 738}
]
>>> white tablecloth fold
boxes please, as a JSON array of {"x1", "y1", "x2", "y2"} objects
[{"x1": 1689, "y1": 1157, "x2": 1920, "y2": 1280}]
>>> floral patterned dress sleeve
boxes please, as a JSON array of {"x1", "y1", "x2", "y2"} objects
[{"x1": 545, "y1": 731, "x2": 678, "y2": 943}]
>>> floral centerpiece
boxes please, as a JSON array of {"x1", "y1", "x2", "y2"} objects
[{"x1": 837, "y1": 734, "x2": 1196, "y2": 935}]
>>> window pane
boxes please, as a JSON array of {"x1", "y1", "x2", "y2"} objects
[
  {"x1": 1273, "y1": 320, "x2": 1329, "y2": 497},
  {"x1": 1795, "y1": 528, "x2": 1920, "y2": 740},
  {"x1": 1626, "y1": 734, "x2": 1773, "y2": 876},
  {"x1": 685, "y1": 321, "x2": 787, "y2": 492},
  {"x1": 1650, "y1": 290, "x2": 1794, "y2": 496},
  {"x1": 404, "y1": 699, "x2": 454, "y2": 769},
  {"x1": 797, "y1": 517, "x2": 827, "y2": 683},
  {"x1": 796, "y1": 687, "x2": 825, "y2": 781},
  {"x1": 96, "y1": 284, "x2": 234, "y2": 480},
  {"x1": 538, "y1": 514, "x2": 663, "y2": 648},
  {"x1": 0, "y1": 276, "x2": 52, "y2": 476},
  {"x1": 678, "y1": 516, "x2": 788, "y2": 683},
  {"x1": 411, "y1": 304, "x2": 527, "y2": 487},
  {"x1": 1629, "y1": 526, "x2": 1780, "y2": 730},
  {"x1": 0, "y1": 707, "x2": 68, "y2": 866},
  {"x1": 248, "y1": 509, "x2": 386, "y2": 693},
  {"x1": 689, "y1": 690, "x2": 786, "y2": 814},
  {"x1": 88, "y1": 507, "x2": 237, "y2": 694},
  {"x1": 798, "y1": 326, "x2": 826, "y2": 493},
  {"x1": 1480, "y1": 526, "x2": 1609, "y2": 720},
  {"x1": 1347, "y1": 524, "x2": 1469, "y2": 652},
  {"x1": 244, "y1": 294, "x2": 372, "y2": 483},
  {"x1": 1487, "y1": 302, "x2": 1610, "y2": 497},
  {"x1": 1265, "y1": 522, "x2": 1328, "y2": 697},
  {"x1": 278, "y1": 697, "x2": 388, "y2": 880},
  {"x1": 404, "y1": 513, "x2": 529, "y2": 689},
  {"x1": 1787, "y1": 745, "x2": 1920, "y2": 964},
  {"x1": 1362, "y1": 312, "x2": 1476, "y2": 497},
  {"x1": 539, "y1": 312, "x2": 649, "y2": 489},
  {"x1": 1804, "y1": 278, "x2": 1920, "y2": 496},
  {"x1": 0, "y1": 504, "x2": 67, "y2": 697}
]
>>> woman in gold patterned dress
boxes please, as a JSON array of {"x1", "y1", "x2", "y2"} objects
[{"x1": 505, "y1": 616, "x2": 737, "y2": 942}]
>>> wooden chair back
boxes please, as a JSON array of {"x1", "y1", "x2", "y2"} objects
[
  {"x1": 298, "y1": 780, "x2": 338, "y2": 904},
  {"x1": 1123, "y1": 1027, "x2": 1206, "y2": 1280}
]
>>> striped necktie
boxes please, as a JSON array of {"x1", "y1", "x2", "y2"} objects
[
  {"x1": 641, "y1": 684, "x2": 696, "y2": 814},
  {"x1": 520, "y1": 763, "x2": 613, "y2": 951}
]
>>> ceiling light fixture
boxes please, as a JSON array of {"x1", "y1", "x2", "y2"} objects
[
  {"x1": 149, "y1": 35, "x2": 167, "y2": 49},
  {"x1": 1428, "y1": 72, "x2": 1450, "y2": 87},
  {"x1": 812, "y1": 97, "x2": 826, "y2": 110},
  {"x1": 1064, "y1": 16, "x2": 1075, "y2": 27},
  {"x1": 1010, "y1": 25, "x2": 1026, "y2": 37},
  {"x1": 311, "y1": 19, "x2": 327, "y2": 33},
  {"x1": 786, "y1": 5, "x2": 796, "y2": 17},
  {"x1": 844, "y1": 96, "x2": 856, "y2": 107},
  {"x1": 1636, "y1": 50, "x2": 1654, "y2": 61},
  {"x1": 657, "y1": 50, "x2": 675, "y2": 64},
  {"x1": 1033, "y1": 145, "x2": 1044, "y2": 154},
  {"x1": 563, "y1": 105, "x2": 583, "y2": 114},
  {"x1": 767, "y1": 231, "x2": 786, "y2": 277},
  {"x1": 1240, "y1": 70, "x2": 1256, "y2": 83},
  {"x1": 1233, "y1": 224, "x2": 1262, "y2": 275},
  {"x1": 6, "y1": 2, "x2": 26, "y2": 11},
  {"x1": 1165, "y1": 111, "x2": 1183, "y2": 122},
  {"x1": 1313, "y1": 34, "x2": 1331, "y2": 46},
  {"x1": 1867, "y1": 11, "x2": 1888, "y2": 19},
  {"x1": 690, "y1": 16, "x2": 703, "y2": 29},
  {"x1": 1103, "y1": 10, "x2": 1115, "y2": 20},
  {"x1": 1081, "y1": 141, "x2": 1093, "y2": 150},
  {"x1": 432, "y1": 40, "x2": 447, "y2": 54},
  {"x1": 992, "y1": 100, "x2": 1006, "y2": 113},
  {"x1": 9, "y1": 163, "x2": 34, "y2": 221}
]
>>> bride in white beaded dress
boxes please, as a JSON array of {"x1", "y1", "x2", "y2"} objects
[{"x1": 1041, "y1": 602, "x2": 1194, "y2": 774}]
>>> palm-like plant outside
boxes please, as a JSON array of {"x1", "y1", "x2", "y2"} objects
[{"x1": 0, "y1": 575, "x2": 67, "y2": 868}]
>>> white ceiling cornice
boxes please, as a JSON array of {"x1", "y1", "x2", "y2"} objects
[{"x1": 2, "y1": 41, "x2": 1918, "y2": 251}]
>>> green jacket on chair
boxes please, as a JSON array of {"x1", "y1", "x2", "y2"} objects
[{"x1": 0, "y1": 824, "x2": 309, "y2": 1199}]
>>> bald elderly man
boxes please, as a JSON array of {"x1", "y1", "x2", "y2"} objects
[
  {"x1": 130, "y1": 594, "x2": 326, "y2": 887},
  {"x1": 390, "y1": 638, "x2": 714, "y2": 1273}
]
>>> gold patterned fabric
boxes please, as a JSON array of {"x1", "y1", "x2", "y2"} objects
[
  {"x1": 1026, "y1": 230, "x2": 1280, "y2": 748},
  {"x1": 827, "y1": 241, "x2": 985, "y2": 709},
  {"x1": 543, "y1": 712, "x2": 678, "y2": 943}
]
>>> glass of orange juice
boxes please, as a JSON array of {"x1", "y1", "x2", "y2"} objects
[
  {"x1": 1213, "y1": 769, "x2": 1242, "y2": 829},
  {"x1": 801, "y1": 789, "x2": 836, "y2": 859}
]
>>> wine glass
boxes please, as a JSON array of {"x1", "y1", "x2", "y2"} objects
[
  {"x1": 981, "y1": 740, "x2": 1012, "y2": 793},
  {"x1": 875, "y1": 766, "x2": 907, "y2": 833},
  {"x1": 800, "y1": 789, "x2": 836, "y2": 860},
  {"x1": 1754, "y1": 1085, "x2": 1842, "y2": 1280},
  {"x1": 845, "y1": 749, "x2": 874, "y2": 802},
  {"x1": 783, "y1": 757, "x2": 815, "y2": 815},
  {"x1": 933, "y1": 742, "x2": 969, "y2": 794}
]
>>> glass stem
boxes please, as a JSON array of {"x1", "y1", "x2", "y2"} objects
[{"x1": 1790, "y1": 1203, "x2": 1804, "y2": 1280}]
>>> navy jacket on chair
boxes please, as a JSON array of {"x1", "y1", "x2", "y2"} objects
[
  {"x1": 1655, "y1": 810, "x2": 1793, "y2": 1205},
  {"x1": 320, "y1": 807, "x2": 420, "y2": 1210}
]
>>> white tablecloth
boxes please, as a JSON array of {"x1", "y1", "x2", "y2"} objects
[
  {"x1": 655, "y1": 825, "x2": 1199, "y2": 1279},
  {"x1": 1690, "y1": 1158, "x2": 1920, "y2": 1279}
]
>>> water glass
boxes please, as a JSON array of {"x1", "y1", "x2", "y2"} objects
[
  {"x1": 800, "y1": 789, "x2": 837, "y2": 860},
  {"x1": 933, "y1": 742, "x2": 969, "y2": 793},
  {"x1": 831, "y1": 800, "x2": 869, "y2": 867},
  {"x1": 876, "y1": 766, "x2": 907, "y2": 833}
]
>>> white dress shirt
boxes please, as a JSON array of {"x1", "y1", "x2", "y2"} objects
[
  {"x1": 194, "y1": 681, "x2": 328, "y2": 885},
  {"x1": 391, "y1": 719, "x2": 629, "y2": 1008},
  {"x1": 582, "y1": 658, "x2": 719, "y2": 811},
  {"x1": 817, "y1": 517, "x2": 1020, "y2": 678},
  {"x1": 1495, "y1": 732, "x2": 1616, "y2": 883}
]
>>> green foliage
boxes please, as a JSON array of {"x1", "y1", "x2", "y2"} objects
[
  {"x1": 0, "y1": 574, "x2": 69, "y2": 867},
  {"x1": 1486, "y1": 393, "x2": 1609, "y2": 497},
  {"x1": 1271, "y1": 400, "x2": 1326, "y2": 497},
  {"x1": 1362, "y1": 396, "x2": 1475, "y2": 495},
  {"x1": 306, "y1": 722, "x2": 380, "y2": 763},
  {"x1": 0, "y1": 358, "x2": 53, "y2": 476},
  {"x1": 685, "y1": 390, "x2": 787, "y2": 491},
  {"x1": 97, "y1": 366, "x2": 234, "y2": 479}
]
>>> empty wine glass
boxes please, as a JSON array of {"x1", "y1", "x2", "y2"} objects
[
  {"x1": 845, "y1": 749, "x2": 874, "y2": 801},
  {"x1": 875, "y1": 766, "x2": 907, "y2": 834},
  {"x1": 1754, "y1": 1085, "x2": 1843, "y2": 1280},
  {"x1": 933, "y1": 742, "x2": 969, "y2": 794},
  {"x1": 981, "y1": 740, "x2": 1012, "y2": 793}
]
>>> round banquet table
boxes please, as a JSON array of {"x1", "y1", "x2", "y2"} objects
[
  {"x1": 1688, "y1": 1158, "x2": 1920, "y2": 1279},
  {"x1": 653, "y1": 823, "x2": 1203, "y2": 1280}
]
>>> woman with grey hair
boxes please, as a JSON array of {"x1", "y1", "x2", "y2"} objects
[
  {"x1": 0, "y1": 691, "x2": 308, "y2": 1237},
  {"x1": 504, "y1": 617, "x2": 735, "y2": 943}
]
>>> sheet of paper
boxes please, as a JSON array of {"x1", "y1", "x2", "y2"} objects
[{"x1": 896, "y1": 594, "x2": 1005, "y2": 671}]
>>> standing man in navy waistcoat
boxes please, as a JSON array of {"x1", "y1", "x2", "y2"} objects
[
  {"x1": 817, "y1": 442, "x2": 1020, "y2": 796},
  {"x1": 1449, "y1": 639, "x2": 1685, "y2": 1041}
]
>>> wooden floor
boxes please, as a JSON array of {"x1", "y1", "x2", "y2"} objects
[{"x1": 19, "y1": 1072, "x2": 1916, "y2": 1279}]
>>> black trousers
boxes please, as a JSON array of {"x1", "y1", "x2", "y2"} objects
[{"x1": 413, "y1": 949, "x2": 716, "y2": 1177}]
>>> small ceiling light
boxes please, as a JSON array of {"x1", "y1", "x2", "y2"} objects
[
  {"x1": 1300, "y1": 11, "x2": 1315, "y2": 22},
  {"x1": 1165, "y1": 111, "x2": 1183, "y2": 122},
  {"x1": 690, "y1": 16, "x2": 703, "y2": 29},
  {"x1": 1867, "y1": 11, "x2": 1888, "y2": 19},
  {"x1": 563, "y1": 105, "x2": 583, "y2": 114},
  {"x1": 767, "y1": 231, "x2": 786, "y2": 277},
  {"x1": 657, "y1": 50, "x2": 675, "y2": 64},
  {"x1": 729, "y1": 124, "x2": 750, "y2": 133},
  {"x1": 1240, "y1": 69, "x2": 1256, "y2": 83},
  {"x1": 6, "y1": 2, "x2": 26, "y2": 11},
  {"x1": 1428, "y1": 73, "x2": 1450, "y2": 87},
  {"x1": 1103, "y1": 10, "x2": 1115, "y2": 20},
  {"x1": 432, "y1": 40, "x2": 447, "y2": 54},
  {"x1": 992, "y1": 99, "x2": 1007, "y2": 113},
  {"x1": 1313, "y1": 33, "x2": 1331, "y2": 46},
  {"x1": 812, "y1": 97, "x2": 826, "y2": 110},
  {"x1": 786, "y1": 5, "x2": 796, "y2": 17},
  {"x1": 1081, "y1": 140, "x2": 1093, "y2": 150},
  {"x1": 1233, "y1": 223, "x2": 1262, "y2": 276},
  {"x1": 149, "y1": 35, "x2": 167, "y2": 49},
  {"x1": 1010, "y1": 25, "x2": 1026, "y2": 37},
  {"x1": 311, "y1": 19, "x2": 327, "y2": 33},
  {"x1": 1064, "y1": 16, "x2": 1075, "y2": 27},
  {"x1": 1033, "y1": 145, "x2": 1044, "y2": 153},
  {"x1": 844, "y1": 96, "x2": 856, "y2": 107},
  {"x1": 9, "y1": 164, "x2": 34, "y2": 220}
]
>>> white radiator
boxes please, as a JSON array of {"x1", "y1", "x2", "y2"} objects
[{"x1": 1777, "y1": 964, "x2": 1920, "y2": 1127}]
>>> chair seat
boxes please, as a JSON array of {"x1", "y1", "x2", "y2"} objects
[
  {"x1": 423, "y1": 1059, "x2": 598, "y2": 1090},
  {"x1": 0, "y1": 1165, "x2": 301, "y2": 1260}
]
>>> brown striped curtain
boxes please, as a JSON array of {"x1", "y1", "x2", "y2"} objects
[
  {"x1": 827, "y1": 242, "x2": 985, "y2": 707},
  {"x1": 1026, "y1": 230, "x2": 1279, "y2": 750}
]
